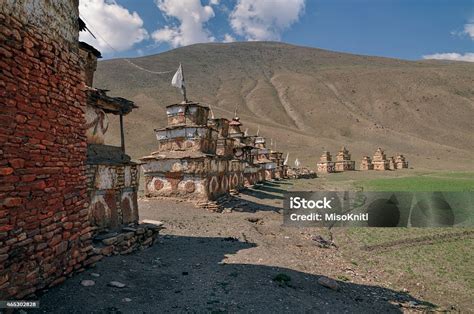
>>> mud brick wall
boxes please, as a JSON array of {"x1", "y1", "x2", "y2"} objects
[
  {"x1": 86, "y1": 164, "x2": 140, "y2": 233},
  {"x1": 0, "y1": 1, "x2": 95, "y2": 299}
]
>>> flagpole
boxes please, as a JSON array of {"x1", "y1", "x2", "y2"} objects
[{"x1": 180, "y1": 63, "x2": 188, "y2": 103}]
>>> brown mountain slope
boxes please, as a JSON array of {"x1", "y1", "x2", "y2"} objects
[{"x1": 95, "y1": 42, "x2": 474, "y2": 170}]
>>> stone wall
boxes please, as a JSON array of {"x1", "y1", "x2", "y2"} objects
[
  {"x1": 86, "y1": 163, "x2": 140, "y2": 233},
  {"x1": 1, "y1": 0, "x2": 80, "y2": 45},
  {"x1": 142, "y1": 157, "x2": 246, "y2": 201},
  {"x1": 0, "y1": 2, "x2": 93, "y2": 299}
]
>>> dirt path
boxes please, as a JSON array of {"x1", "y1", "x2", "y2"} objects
[{"x1": 35, "y1": 182, "x2": 433, "y2": 313}]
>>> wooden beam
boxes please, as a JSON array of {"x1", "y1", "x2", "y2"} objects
[{"x1": 119, "y1": 114, "x2": 125, "y2": 153}]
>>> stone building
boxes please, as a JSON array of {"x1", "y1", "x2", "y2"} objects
[
  {"x1": 360, "y1": 156, "x2": 374, "y2": 170},
  {"x1": 78, "y1": 43, "x2": 141, "y2": 234},
  {"x1": 395, "y1": 154, "x2": 408, "y2": 169},
  {"x1": 372, "y1": 147, "x2": 390, "y2": 171},
  {"x1": 226, "y1": 117, "x2": 262, "y2": 186},
  {"x1": 0, "y1": 0, "x2": 95, "y2": 299},
  {"x1": 270, "y1": 151, "x2": 284, "y2": 179},
  {"x1": 78, "y1": 44, "x2": 159, "y2": 253},
  {"x1": 140, "y1": 102, "x2": 246, "y2": 201},
  {"x1": 334, "y1": 146, "x2": 355, "y2": 172},
  {"x1": 317, "y1": 151, "x2": 336, "y2": 173},
  {"x1": 0, "y1": 0, "x2": 159, "y2": 300},
  {"x1": 208, "y1": 117, "x2": 233, "y2": 158},
  {"x1": 388, "y1": 156, "x2": 396, "y2": 170},
  {"x1": 252, "y1": 136, "x2": 277, "y2": 180}
]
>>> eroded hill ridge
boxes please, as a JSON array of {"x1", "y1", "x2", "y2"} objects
[{"x1": 95, "y1": 42, "x2": 474, "y2": 170}]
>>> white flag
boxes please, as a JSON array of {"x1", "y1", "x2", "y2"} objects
[
  {"x1": 171, "y1": 63, "x2": 184, "y2": 89},
  {"x1": 172, "y1": 63, "x2": 187, "y2": 102},
  {"x1": 294, "y1": 158, "x2": 300, "y2": 167},
  {"x1": 209, "y1": 105, "x2": 215, "y2": 119},
  {"x1": 284, "y1": 153, "x2": 289, "y2": 165}
]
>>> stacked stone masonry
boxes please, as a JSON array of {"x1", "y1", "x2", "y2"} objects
[
  {"x1": 317, "y1": 148, "x2": 408, "y2": 172},
  {"x1": 86, "y1": 164, "x2": 140, "y2": 233},
  {"x1": 252, "y1": 136, "x2": 277, "y2": 181},
  {"x1": 372, "y1": 148, "x2": 390, "y2": 171},
  {"x1": 141, "y1": 105, "x2": 284, "y2": 202},
  {"x1": 317, "y1": 151, "x2": 336, "y2": 173},
  {"x1": 360, "y1": 156, "x2": 374, "y2": 170},
  {"x1": 0, "y1": 0, "x2": 158, "y2": 300},
  {"x1": 335, "y1": 147, "x2": 355, "y2": 172},
  {"x1": 0, "y1": 1, "x2": 94, "y2": 299},
  {"x1": 287, "y1": 167, "x2": 317, "y2": 179},
  {"x1": 92, "y1": 221, "x2": 163, "y2": 256}
]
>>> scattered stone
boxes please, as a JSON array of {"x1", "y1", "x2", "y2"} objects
[
  {"x1": 122, "y1": 298, "x2": 132, "y2": 302},
  {"x1": 182, "y1": 271, "x2": 189, "y2": 276},
  {"x1": 81, "y1": 280, "x2": 95, "y2": 287},
  {"x1": 317, "y1": 276, "x2": 340, "y2": 291},
  {"x1": 94, "y1": 232, "x2": 118, "y2": 241},
  {"x1": 123, "y1": 232, "x2": 135, "y2": 240},
  {"x1": 90, "y1": 273, "x2": 100, "y2": 278},
  {"x1": 197, "y1": 201, "x2": 223, "y2": 212},
  {"x1": 312, "y1": 235, "x2": 337, "y2": 248},
  {"x1": 102, "y1": 236, "x2": 118, "y2": 246},
  {"x1": 108, "y1": 281, "x2": 126, "y2": 288},
  {"x1": 141, "y1": 220, "x2": 165, "y2": 230},
  {"x1": 122, "y1": 226, "x2": 137, "y2": 232},
  {"x1": 246, "y1": 217, "x2": 261, "y2": 223}
]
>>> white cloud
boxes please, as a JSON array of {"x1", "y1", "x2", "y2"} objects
[
  {"x1": 451, "y1": 20, "x2": 474, "y2": 40},
  {"x1": 223, "y1": 33, "x2": 236, "y2": 43},
  {"x1": 229, "y1": 0, "x2": 305, "y2": 41},
  {"x1": 152, "y1": 0, "x2": 216, "y2": 48},
  {"x1": 79, "y1": 0, "x2": 148, "y2": 54},
  {"x1": 464, "y1": 23, "x2": 474, "y2": 39},
  {"x1": 422, "y1": 52, "x2": 474, "y2": 62}
]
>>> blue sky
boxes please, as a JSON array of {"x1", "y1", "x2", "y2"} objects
[{"x1": 79, "y1": 0, "x2": 474, "y2": 61}]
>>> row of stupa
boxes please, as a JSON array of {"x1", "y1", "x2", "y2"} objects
[
  {"x1": 317, "y1": 147, "x2": 408, "y2": 173},
  {"x1": 361, "y1": 148, "x2": 408, "y2": 171},
  {"x1": 139, "y1": 101, "x2": 288, "y2": 201}
]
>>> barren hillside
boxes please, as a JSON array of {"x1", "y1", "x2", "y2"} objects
[{"x1": 95, "y1": 42, "x2": 474, "y2": 170}]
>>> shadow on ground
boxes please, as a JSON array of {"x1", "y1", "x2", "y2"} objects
[
  {"x1": 239, "y1": 188, "x2": 284, "y2": 201},
  {"x1": 225, "y1": 195, "x2": 281, "y2": 213},
  {"x1": 238, "y1": 180, "x2": 291, "y2": 202},
  {"x1": 35, "y1": 235, "x2": 433, "y2": 313}
]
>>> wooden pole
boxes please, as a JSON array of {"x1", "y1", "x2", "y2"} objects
[{"x1": 119, "y1": 114, "x2": 125, "y2": 153}]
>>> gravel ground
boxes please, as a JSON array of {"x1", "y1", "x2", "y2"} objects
[{"x1": 34, "y1": 182, "x2": 434, "y2": 313}]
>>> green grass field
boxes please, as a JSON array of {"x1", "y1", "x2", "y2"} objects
[
  {"x1": 336, "y1": 227, "x2": 474, "y2": 310},
  {"x1": 285, "y1": 171, "x2": 474, "y2": 310},
  {"x1": 356, "y1": 171, "x2": 474, "y2": 192}
]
